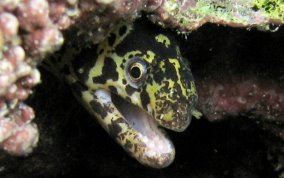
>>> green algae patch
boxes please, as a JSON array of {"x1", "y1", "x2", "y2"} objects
[{"x1": 152, "y1": 0, "x2": 284, "y2": 31}]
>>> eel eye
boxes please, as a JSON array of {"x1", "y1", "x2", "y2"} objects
[
  {"x1": 126, "y1": 57, "x2": 147, "y2": 88},
  {"x1": 129, "y1": 63, "x2": 143, "y2": 81}
]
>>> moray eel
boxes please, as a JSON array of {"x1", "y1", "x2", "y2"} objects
[{"x1": 48, "y1": 20, "x2": 201, "y2": 168}]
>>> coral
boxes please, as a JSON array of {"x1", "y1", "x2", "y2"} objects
[
  {"x1": 197, "y1": 78, "x2": 284, "y2": 122},
  {"x1": 62, "y1": 0, "x2": 146, "y2": 45},
  {"x1": 191, "y1": 49, "x2": 284, "y2": 177},
  {"x1": 183, "y1": 26, "x2": 284, "y2": 175},
  {"x1": 148, "y1": 0, "x2": 284, "y2": 31},
  {"x1": 0, "y1": 103, "x2": 38, "y2": 155},
  {"x1": 198, "y1": 75, "x2": 284, "y2": 147},
  {"x1": 187, "y1": 26, "x2": 284, "y2": 139},
  {"x1": 0, "y1": 0, "x2": 63, "y2": 156}
]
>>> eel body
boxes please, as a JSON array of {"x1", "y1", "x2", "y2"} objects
[{"x1": 48, "y1": 20, "x2": 200, "y2": 168}]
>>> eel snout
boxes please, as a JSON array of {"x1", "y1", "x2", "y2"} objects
[{"x1": 111, "y1": 91, "x2": 175, "y2": 168}]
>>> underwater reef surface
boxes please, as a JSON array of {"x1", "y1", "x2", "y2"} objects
[{"x1": 188, "y1": 25, "x2": 284, "y2": 139}]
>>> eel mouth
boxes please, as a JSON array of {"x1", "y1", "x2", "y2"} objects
[{"x1": 96, "y1": 89, "x2": 175, "y2": 168}]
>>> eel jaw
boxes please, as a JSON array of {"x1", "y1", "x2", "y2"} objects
[{"x1": 93, "y1": 89, "x2": 175, "y2": 168}]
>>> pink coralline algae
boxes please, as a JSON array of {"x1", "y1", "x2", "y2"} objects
[
  {"x1": 191, "y1": 32, "x2": 284, "y2": 140},
  {"x1": 0, "y1": 0, "x2": 63, "y2": 156},
  {"x1": 195, "y1": 71, "x2": 284, "y2": 173},
  {"x1": 198, "y1": 78, "x2": 284, "y2": 123},
  {"x1": 0, "y1": 104, "x2": 38, "y2": 155}
]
